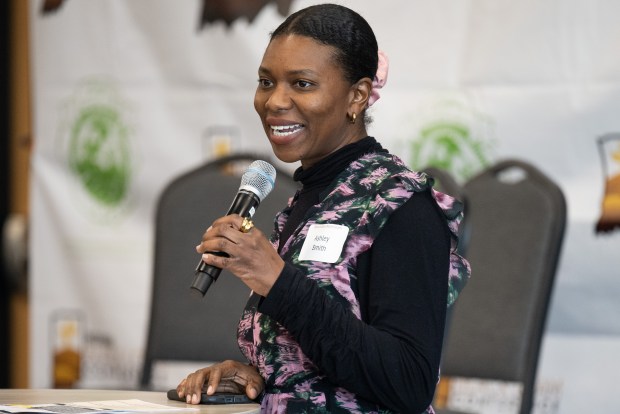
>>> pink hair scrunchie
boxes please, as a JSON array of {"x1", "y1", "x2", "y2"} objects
[{"x1": 368, "y1": 50, "x2": 389, "y2": 107}]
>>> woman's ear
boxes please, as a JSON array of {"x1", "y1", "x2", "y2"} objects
[{"x1": 349, "y1": 77, "x2": 373, "y2": 114}]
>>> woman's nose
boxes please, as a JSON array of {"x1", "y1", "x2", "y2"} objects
[{"x1": 265, "y1": 84, "x2": 292, "y2": 111}]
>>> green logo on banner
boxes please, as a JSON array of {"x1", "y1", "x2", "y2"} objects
[
  {"x1": 58, "y1": 78, "x2": 134, "y2": 216},
  {"x1": 408, "y1": 96, "x2": 495, "y2": 181},
  {"x1": 69, "y1": 105, "x2": 131, "y2": 206}
]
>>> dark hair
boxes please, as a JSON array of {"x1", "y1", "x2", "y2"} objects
[{"x1": 270, "y1": 4, "x2": 378, "y2": 85}]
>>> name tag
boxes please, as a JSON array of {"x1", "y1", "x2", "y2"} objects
[{"x1": 299, "y1": 224, "x2": 349, "y2": 263}]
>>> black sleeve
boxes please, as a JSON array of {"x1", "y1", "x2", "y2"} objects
[{"x1": 258, "y1": 190, "x2": 451, "y2": 413}]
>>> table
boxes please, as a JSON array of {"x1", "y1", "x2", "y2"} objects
[{"x1": 0, "y1": 389, "x2": 260, "y2": 414}]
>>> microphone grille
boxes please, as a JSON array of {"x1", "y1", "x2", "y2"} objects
[{"x1": 240, "y1": 160, "x2": 276, "y2": 201}]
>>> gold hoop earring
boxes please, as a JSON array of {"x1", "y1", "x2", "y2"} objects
[{"x1": 349, "y1": 112, "x2": 357, "y2": 124}]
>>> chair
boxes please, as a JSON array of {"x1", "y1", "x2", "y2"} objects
[
  {"x1": 435, "y1": 159, "x2": 566, "y2": 414},
  {"x1": 140, "y1": 153, "x2": 299, "y2": 390}
]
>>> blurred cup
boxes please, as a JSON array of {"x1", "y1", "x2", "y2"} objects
[
  {"x1": 596, "y1": 133, "x2": 620, "y2": 233},
  {"x1": 51, "y1": 309, "x2": 84, "y2": 388}
]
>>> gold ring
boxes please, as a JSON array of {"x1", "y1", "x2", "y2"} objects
[{"x1": 240, "y1": 217, "x2": 254, "y2": 233}]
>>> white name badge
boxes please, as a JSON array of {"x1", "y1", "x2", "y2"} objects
[{"x1": 298, "y1": 224, "x2": 349, "y2": 263}]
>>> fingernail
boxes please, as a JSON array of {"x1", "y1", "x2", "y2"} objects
[
  {"x1": 186, "y1": 394, "x2": 191, "y2": 403},
  {"x1": 207, "y1": 385, "x2": 213, "y2": 394},
  {"x1": 195, "y1": 245, "x2": 201, "y2": 252},
  {"x1": 202, "y1": 253, "x2": 209, "y2": 262}
]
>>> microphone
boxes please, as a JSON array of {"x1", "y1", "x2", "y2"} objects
[{"x1": 191, "y1": 160, "x2": 277, "y2": 296}]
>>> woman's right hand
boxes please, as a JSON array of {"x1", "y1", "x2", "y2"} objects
[
  {"x1": 196, "y1": 214, "x2": 284, "y2": 297},
  {"x1": 176, "y1": 360, "x2": 264, "y2": 404}
]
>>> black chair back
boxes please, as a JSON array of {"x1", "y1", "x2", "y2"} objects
[{"x1": 440, "y1": 159, "x2": 566, "y2": 414}]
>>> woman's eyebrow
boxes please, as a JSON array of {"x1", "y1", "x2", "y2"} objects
[{"x1": 258, "y1": 66, "x2": 318, "y2": 77}]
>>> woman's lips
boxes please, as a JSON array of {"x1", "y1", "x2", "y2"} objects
[{"x1": 268, "y1": 123, "x2": 305, "y2": 144}]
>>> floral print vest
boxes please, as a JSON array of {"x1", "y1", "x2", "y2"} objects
[{"x1": 237, "y1": 152, "x2": 470, "y2": 413}]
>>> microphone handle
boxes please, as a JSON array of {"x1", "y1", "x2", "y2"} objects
[{"x1": 191, "y1": 190, "x2": 261, "y2": 296}]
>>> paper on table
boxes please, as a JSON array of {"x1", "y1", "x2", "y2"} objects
[{"x1": 0, "y1": 399, "x2": 199, "y2": 414}]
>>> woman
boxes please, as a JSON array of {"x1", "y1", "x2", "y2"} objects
[{"x1": 177, "y1": 4, "x2": 469, "y2": 413}]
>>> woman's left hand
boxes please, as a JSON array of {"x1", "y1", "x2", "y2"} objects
[
  {"x1": 196, "y1": 214, "x2": 284, "y2": 297},
  {"x1": 176, "y1": 360, "x2": 264, "y2": 404}
]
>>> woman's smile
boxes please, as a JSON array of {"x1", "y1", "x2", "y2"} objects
[
  {"x1": 271, "y1": 124, "x2": 304, "y2": 137},
  {"x1": 265, "y1": 116, "x2": 306, "y2": 145}
]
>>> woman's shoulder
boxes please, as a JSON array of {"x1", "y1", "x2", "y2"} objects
[{"x1": 350, "y1": 151, "x2": 433, "y2": 193}]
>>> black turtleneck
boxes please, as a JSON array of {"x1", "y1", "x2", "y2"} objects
[
  {"x1": 279, "y1": 136, "x2": 386, "y2": 250},
  {"x1": 259, "y1": 137, "x2": 451, "y2": 413}
]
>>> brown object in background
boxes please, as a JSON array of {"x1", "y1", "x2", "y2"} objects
[
  {"x1": 51, "y1": 311, "x2": 84, "y2": 388},
  {"x1": 10, "y1": 0, "x2": 33, "y2": 389},
  {"x1": 199, "y1": 0, "x2": 294, "y2": 28},
  {"x1": 596, "y1": 134, "x2": 620, "y2": 233},
  {"x1": 41, "y1": 0, "x2": 66, "y2": 14},
  {"x1": 53, "y1": 348, "x2": 81, "y2": 388}
]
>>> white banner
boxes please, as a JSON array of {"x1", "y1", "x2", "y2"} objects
[{"x1": 30, "y1": 0, "x2": 620, "y2": 412}]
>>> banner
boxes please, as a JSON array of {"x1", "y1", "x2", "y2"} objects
[{"x1": 30, "y1": 1, "x2": 620, "y2": 412}]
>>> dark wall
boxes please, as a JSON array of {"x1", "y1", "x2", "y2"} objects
[{"x1": 0, "y1": 0, "x2": 12, "y2": 388}]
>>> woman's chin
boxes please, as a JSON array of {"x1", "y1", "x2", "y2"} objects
[{"x1": 269, "y1": 144, "x2": 301, "y2": 164}]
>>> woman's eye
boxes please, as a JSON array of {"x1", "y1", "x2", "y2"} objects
[
  {"x1": 296, "y1": 80, "x2": 313, "y2": 88},
  {"x1": 258, "y1": 78, "x2": 273, "y2": 88}
]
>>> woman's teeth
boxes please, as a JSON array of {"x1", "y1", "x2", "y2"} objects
[{"x1": 271, "y1": 124, "x2": 304, "y2": 137}]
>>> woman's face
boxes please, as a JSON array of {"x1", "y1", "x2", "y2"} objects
[{"x1": 254, "y1": 35, "x2": 367, "y2": 168}]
